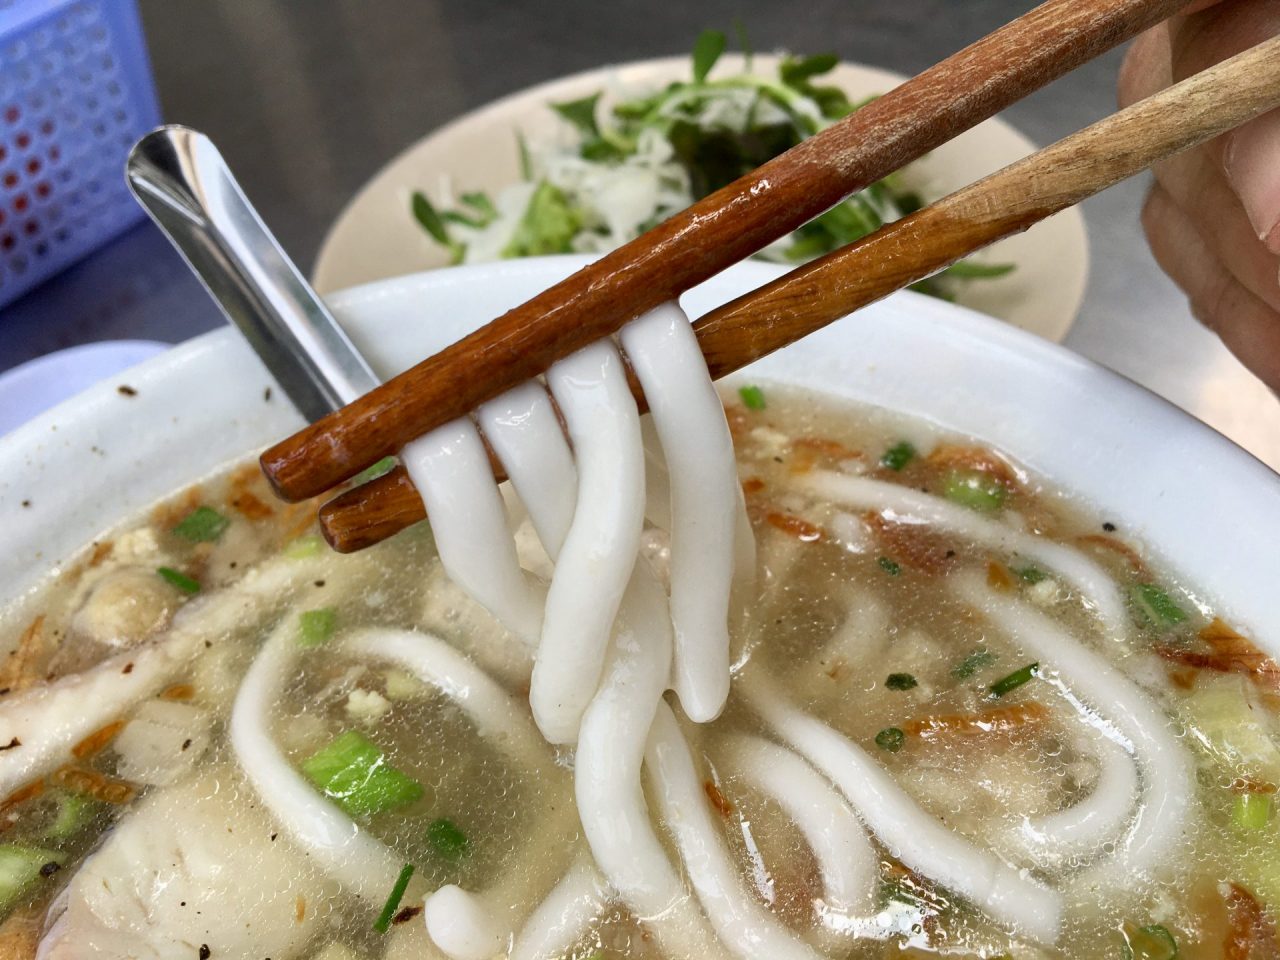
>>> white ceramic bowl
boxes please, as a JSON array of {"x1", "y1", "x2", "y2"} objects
[
  {"x1": 312, "y1": 54, "x2": 1088, "y2": 342},
  {"x1": 2, "y1": 257, "x2": 1276, "y2": 651}
]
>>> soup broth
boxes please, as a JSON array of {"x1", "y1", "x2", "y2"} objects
[{"x1": 0, "y1": 385, "x2": 1275, "y2": 959}]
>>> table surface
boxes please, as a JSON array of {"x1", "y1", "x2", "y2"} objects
[{"x1": 1, "y1": 0, "x2": 1276, "y2": 470}]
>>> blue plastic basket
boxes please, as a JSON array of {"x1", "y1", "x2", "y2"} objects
[{"x1": 0, "y1": 0, "x2": 159, "y2": 308}]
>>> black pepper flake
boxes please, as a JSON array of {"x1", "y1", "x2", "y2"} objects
[
  {"x1": 945, "y1": 549, "x2": 956, "y2": 558},
  {"x1": 204, "y1": 640, "x2": 212, "y2": 648},
  {"x1": 181, "y1": 738, "x2": 192, "y2": 752},
  {"x1": 180, "y1": 900, "x2": 186, "y2": 906},
  {"x1": 117, "y1": 384, "x2": 137, "y2": 397},
  {"x1": 0, "y1": 737, "x2": 20, "y2": 751},
  {"x1": 21, "y1": 500, "x2": 30, "y2": 508},
  {"x1": 199, "y1": 945, "x2": 211, "y2": 960},
  {"x1": 313, "y1": 580, "x2": 325, "y2": 588},
  {"x1": 39, "y1": 860, "x2": 61, "y2": 877},
  {"x1": 0, "y1": 688, "x2": 10, "y2": 696},
  {"x1": 122, "y1": 662, "x2": 134, "y2": 675},
  {"x1": 263, "y1": 387, "x2": 272, "y2": 402},
  {"x1": 1102, "y1": 521, "x2": 1117, "y2": 532},
  {"x1": 270, "y1": 833, "x2": 278, "y2": 841},
  {"x1": 392, "y1": 904, "x2": 423, "y2": 924}
]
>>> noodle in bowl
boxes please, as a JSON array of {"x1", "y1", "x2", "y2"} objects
[{"x1": 2, "y1": 255, "x2": 1278, "y2": 959}]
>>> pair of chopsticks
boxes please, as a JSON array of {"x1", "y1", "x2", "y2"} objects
[{"x1": 262, "y1": 0, "x2": 1280, "y2": 553}]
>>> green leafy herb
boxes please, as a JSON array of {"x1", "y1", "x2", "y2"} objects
[
  {"x1": 551, "y1": 92, "x2": 603, "y2": 137},
  {"x1": 880, "y1": 441, "x2": 916, "y2": 471},
  {"x1": 692, "y1": 29, "x2": 727, "y2": 83},
  {"x1": 877, "y1": 557, "x2": 901, "y2": 576},
  {"x1": 942, "y1": 469, "x2": 1008, "y2": 512},
  {"x1": 1234, "y1": 792, "x2": 1272, "y2": 831},
  {"x1": 738, "y1": 385, "x2": 766, "y2": 410},
  {"x1": 780, "y1": 52, "x2": 839, "y2": 86},
  {"x1": 44, "y1": 792, "x2": 99, "y2": 841},
  {"x1": 172, "y1": 506, "x2": 230, "y2": 543},
  {"x1": 989, "y1": 662, "x2": 1039, "y2": 698},
  {"x1": 885, "y1": 672, "x2": 917, "y2": 691},
  {"x1": 373, "y1": 862, "x2": 415, "y2": 934},
  {"x1": 515, "y1": 130, "x2": 533, "y2": 181},
  {"x1": 411, "y1": 192, "x2": 451, "y2": 246},
  {"x1": 157, "y1": 567, "x2": 200, "y2": 594},
  {"x1": 1120, "y1": 922, "x2": 1179, "y2": 960},
  {"x1": 501, "y1": 182, "x2": 581, "y2": 258},
  {"x1": 298, "y1": 608, "x2": 337, "y2": 648},
  {"x1": 460, "y1": 191, "x2": 498, "y2": 221},
  {"x1": 302, "y1": 731, "x2": 424, "y2": 818},
  {"x1": 941, "y1": 260, "x2": 1016, "y2": 279},
  {"x1": 875, "y1": 727, "x2": 905, "y2": 752},
  {"x1": 952, "y1": 649, "x2": 997, "y2": 680},
  {"x1": 426, "y1": 817, "x2": 470, "y2": 861},
  {"x1": 1131, "y1": 583, "x2": 1188, "y2": 627},
  {"x1": 1015, "y1": 565, "x2": 1048, "y2": 584}
]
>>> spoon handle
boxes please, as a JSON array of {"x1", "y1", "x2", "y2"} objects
[{"x1": 127, "y1": 125, "x2": 379, "y2": 422}]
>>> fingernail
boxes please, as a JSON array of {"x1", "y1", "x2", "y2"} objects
[{"x1": 1224, "y1": 109, "x2": 1280, "y2": 256}]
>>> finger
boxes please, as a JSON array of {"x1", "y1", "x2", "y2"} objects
[
  {"x1": 1150, "y1": 148, "x2": 1280, "y2": 313},
  {"x1": 1118, "y1": 24, "x2": 1173, "y2": 108},
  {"x1": 1170, "y1": 0, "x2": 1280, "y2": 254},
  {"x1": 1143, "y1": 184, "x2": 1280, "y2": 390}
]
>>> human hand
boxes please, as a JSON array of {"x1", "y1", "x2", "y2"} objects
[{"x1": 1119, "y1": 0, "x2": 1280, "y2": 388}]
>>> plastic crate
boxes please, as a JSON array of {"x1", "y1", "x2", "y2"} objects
[{"x1": 0, "y1": 0, "x2": 160, "y2": 308}]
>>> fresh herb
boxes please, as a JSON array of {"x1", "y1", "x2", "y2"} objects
[
  {"x1": 875, "y1": 727, "x2": 905, "y2": 752},
  {"x1": 692, "y1": 28, "x2": 727, "y2": 83},
  {"x1": 426, "y1": 817, "x2": 470, "y2": 861},
  {"x1": 284, "y1": 534, "x2": 324, "y2": 559},
  {"x1": 411, "y1": 192, "x2": 463, "y2": 263},
  {"x1": 989, "y1": 662, "x2": 1039, "y2": 698},
  {"x1": 1234, "y1": 792, "x2": 1272, "y2": 831},
  {"x1": 879, "y1": 441, "x2": 916, "y2": 471},
  {"x1": 501, "y1": 182, "x2": 581, "y2": 258},
  {"x1": 1120, "y1": 922, "x2": 1178, "y2": 960},
  {"x1": 738, "y1": 384, "x2": 766, "y2": 411},
  {"x1": 1131, "y1": 583, "x2": 1188, "y2": 627},
  {"x1": 298, "y1": 608, "x2": 337, "y2": 648},
  {"x1": 940, "y1": 260, "x2": 1015, "y2": 279},
  {"x1": 302, "y1": 731, "x2": 424, "y2": 818},
  {"x1": 157, "y1": 567, "x2": 200, "y2": 594},
  {"x1": 374, "y1": 862, "x2": 415, "y2": 934},
  {"x1": 1015, "y1": 565, "x2": 1048, "y2": 584},
  {"x1": 407, "y1": 27, "x2": 1014, "y2": 297},
  {"x1": 942, "y1": 469, "x2": 1008, "y2": 512},
  {"x1": 877, "y1": 557, "x2": 901, "y2": 576},
  {"x1": 172, "y1": 506, "x2": 230, "y2": 543},
  {"x1": 885, "y1": 672, "x2": 917, "y2": 691},
  {"x1": 44, "y1": 791, "x2": 99, "y2": 841},
  {"x1": 353, "y1": 455, "x2": 398, "y2": 485},
  {"x1": 952, "y1": 649, "x2": 997, "y2": 680}
]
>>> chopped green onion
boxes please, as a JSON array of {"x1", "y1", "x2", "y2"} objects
[
  {"x1": 44, "y1": 791, "x2": 99, "y2": 841},
  {"x1": 0, "y1": 844, "x2": 64, "y2": 914},
  {"x1": 738, "y1": 385, "x2": 766, "y2": 411},
  {"x1": 298, "y1": 608, "x2": 337, "y2": 648},
  {"x1": 157, "y1": 567, "x2": 200, "y2": 594},
  {"x1": 1131, "y1": 583, "x2": 1188, "y2": 627},
  {"x1": 1120, "y1": 922, "x2": 1178, "y2": 960},
  {"x1": 426, "y1": 817, "x2": 470, "y2": 862},
  {"x1": 284, "y1": 534, "x2": 324, "y2": 559},
  {"x1": 373, "y1": 862, "x2": 415, "y2": 934},
  {"x1": 501, "y1": 181, "x2": 581, "y2": 258},
  {"x1": 989, "y1": 662, "x2": 1039, "y2": 698},
  {"x1": 952, "y1": 649, "x2": 997, "y2": 680},
  {"x1": 877, "y1": 557, "x2": 901, "y2": 576},
  {"x1": 302, "y1": 731, "x2": 424, "y2": 818},
  {"x1": 879, "y1": 441, "x2": 916, "y2": 471},
  {"x1": 353, "y1": 456, "x2": 398, "y2": 485},
  {"x1": 885, "y1": 672, "x2": 917, "y2": 691},
  {"x1": 942, "y1": 469, "x2": 1008, "y2": 512},
  {"x1": 515, "y1": 130, "x2": 533, "y2": 181},
  {"x1": 1016, "y1": 566, "x2": 1048, "y2": 584},
  {"x1": 1234, "y1": 792, "x2": 1272, "y2": 831},
  {"x1": 874, "y1": 727, "x2": 905, "y2": 753},
  {"x1": 172, "y1": 506, "x2": 230, "y2": 543},
  {"x1": 692, "y1": 28, "x2": 727, "y2": 83}
]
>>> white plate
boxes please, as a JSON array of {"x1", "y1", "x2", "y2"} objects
[
  {"x1": 313, "y1": 55, "x2": 1089, "y2": 342},
  {"x1": 2, "y1": 257, "x2": 1274, "y2": 655}
]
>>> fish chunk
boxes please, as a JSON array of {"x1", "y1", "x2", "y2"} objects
[{"x1": 37, "y1": 769, "x2": 336, "y2": 960}]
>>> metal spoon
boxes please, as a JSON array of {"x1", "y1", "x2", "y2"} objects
[{"x1": 126, "y1": 124, "x2": 379, "y2": 421}]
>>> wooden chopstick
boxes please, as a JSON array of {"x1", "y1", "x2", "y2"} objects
[
  {"x1": 260, "y1": 0, "x2": 1188, "y2": 505},
  {"x1": 317, "y1": 34, "x2": 1280, "y2": 553}
]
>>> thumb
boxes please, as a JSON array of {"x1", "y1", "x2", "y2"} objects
[{"x1": 1223, "y1": 109, "x2": 1280, "y2": 256}]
